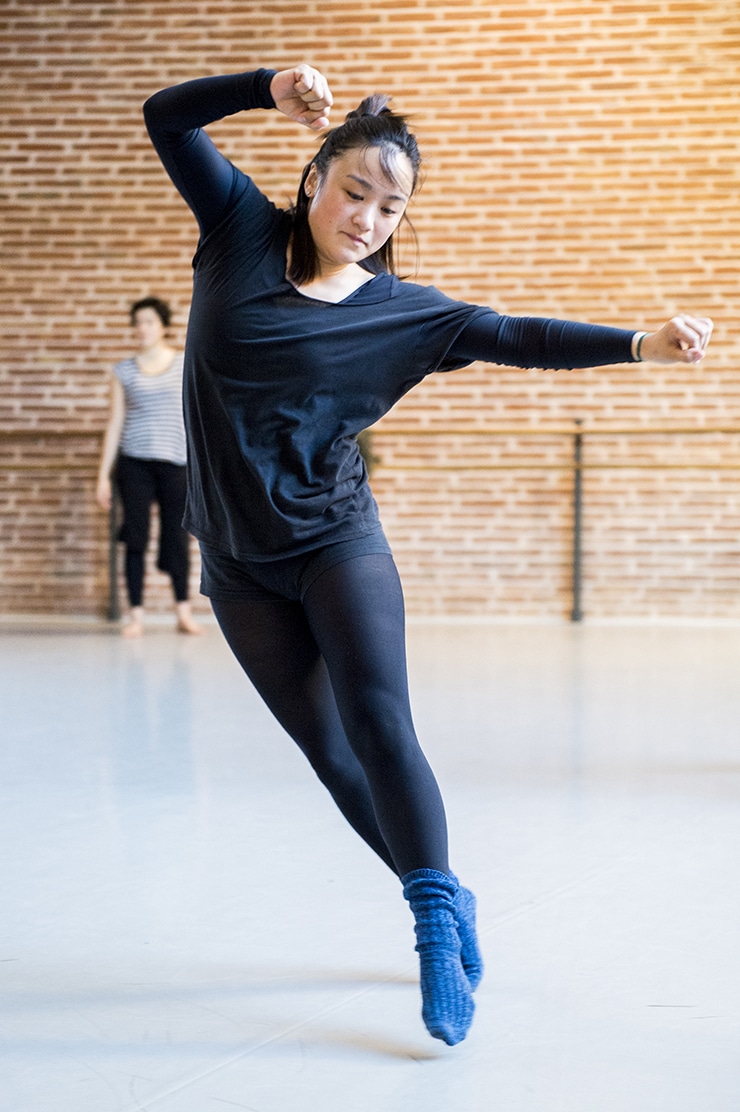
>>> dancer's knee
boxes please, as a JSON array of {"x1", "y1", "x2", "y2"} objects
[{"x1": 343, "y1": 696, "x2": 421, "y2": 771}]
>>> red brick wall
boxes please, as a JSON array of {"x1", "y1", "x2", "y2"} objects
[{"x1": 3, "y1": 0, "x2": 739, "y2": 620}]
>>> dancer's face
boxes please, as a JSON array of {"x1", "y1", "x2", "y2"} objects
[{"x1": 304, "y1": 146, "x2": 413, "y2": 275}]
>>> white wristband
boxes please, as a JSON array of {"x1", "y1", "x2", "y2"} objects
[{"x1": 633, "y1": 331, "x2": 648, "y2": 361}]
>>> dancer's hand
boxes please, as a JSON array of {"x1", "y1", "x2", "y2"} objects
[
  {"x1": 636, "y1": 314, "x2": 714, "y2": 364},
  {"x1": 271, "y1": 65, "x2": 333, "y2": 130}
]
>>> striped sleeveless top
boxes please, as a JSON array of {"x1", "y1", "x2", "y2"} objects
[{"x1": 112, "y1": 353, "x2": 187, "y2": 465}]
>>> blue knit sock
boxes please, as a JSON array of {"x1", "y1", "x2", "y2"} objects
[
  {"x1": 450, "y1": 874, "x2": 484, "y2": 992},
  {"x1": 401, "y1": 868, "x2": 475, "y2": 1046}
]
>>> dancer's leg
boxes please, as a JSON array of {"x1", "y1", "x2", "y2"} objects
[
  {"x1": 211, "y1": 596, "x2": 396, "y2": 871},
  {"x1": 213, "y1": 565, "x2": 480, "y2": 1036},
  {"x1": 213, "y1": 560, "x2": 482, "y2": 996},
  {"x1": 301, "y1": 554, "x2": 481, "y2": 1037},
  {"x1": 301, "y1": 553, "x2": 450, "y2": 878}
]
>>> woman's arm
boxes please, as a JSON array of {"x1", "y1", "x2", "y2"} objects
[
  {"x1": 143, "y1": 69, "x2": 277, "y2": 235},
  {"x1": 96, "y1": 376, "x2": 125, "y2": 510},
  {"x1": 143, "y1": 66, "x2": 332, "y2": 237},
  {"x1": 452, "y1": 311, "x2": 712, "y2": 371}
]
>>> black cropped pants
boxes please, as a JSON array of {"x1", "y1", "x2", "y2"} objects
[{"x1": 115, "y1": 454, "x2": 190, "y2": 607}]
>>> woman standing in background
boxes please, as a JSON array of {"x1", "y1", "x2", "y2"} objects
[{"x1": 97, "y1": 297, "x2": 201, "y2": 638}]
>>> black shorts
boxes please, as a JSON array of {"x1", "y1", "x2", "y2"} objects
[{"x1": 199, "y1": 530, "x2": 393, "y2": 603}]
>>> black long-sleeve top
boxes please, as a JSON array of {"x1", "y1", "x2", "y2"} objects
[{"x1": 144, "y1": 70, "x2": 637, "y2": 560}]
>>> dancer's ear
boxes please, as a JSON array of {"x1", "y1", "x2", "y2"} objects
[{"x1": 304, "y1": 163, "x2": 319, "y2": 199}]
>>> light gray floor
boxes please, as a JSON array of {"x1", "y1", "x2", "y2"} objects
[{"x1": 1, "y1": 618, "x2": 738, "y2": 1111}]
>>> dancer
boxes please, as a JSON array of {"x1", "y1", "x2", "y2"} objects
[
  {"x1": 97, "y1": 297, "x2": 202, "y2": 638},
  {"x1": 143, "y1": 64, "x2": 711, "y2": 1043}
]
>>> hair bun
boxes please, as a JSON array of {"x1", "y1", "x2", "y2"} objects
[{"x1": 345, "y1": 93, "x2": 392, "y2": 121}]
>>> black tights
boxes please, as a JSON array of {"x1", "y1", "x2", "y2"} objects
[{"x1": 210, "y1": 553, "x2": 450, "y2": 879}]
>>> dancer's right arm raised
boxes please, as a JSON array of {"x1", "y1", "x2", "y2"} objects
[{"x1": 143, "y1": 66, "x2": 331, "y2": 237}]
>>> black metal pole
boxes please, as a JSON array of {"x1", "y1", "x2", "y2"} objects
[
  {"x1": 108, "y1": 489, "x2": 120, "y2": 622},
  {"x1": 571, "y1": 420, "x2": 583, "y2": 622}
]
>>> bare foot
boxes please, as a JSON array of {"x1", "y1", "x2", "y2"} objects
[
  {"x1": 176, "y1": 616, "x2": 203, "y2": 635},
  {"x1": 175, "y1": 603, "x2": 203, "y2": 635},
  {"x1": 121, "y1": 618, "x2": 144, "y2": 638}
]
